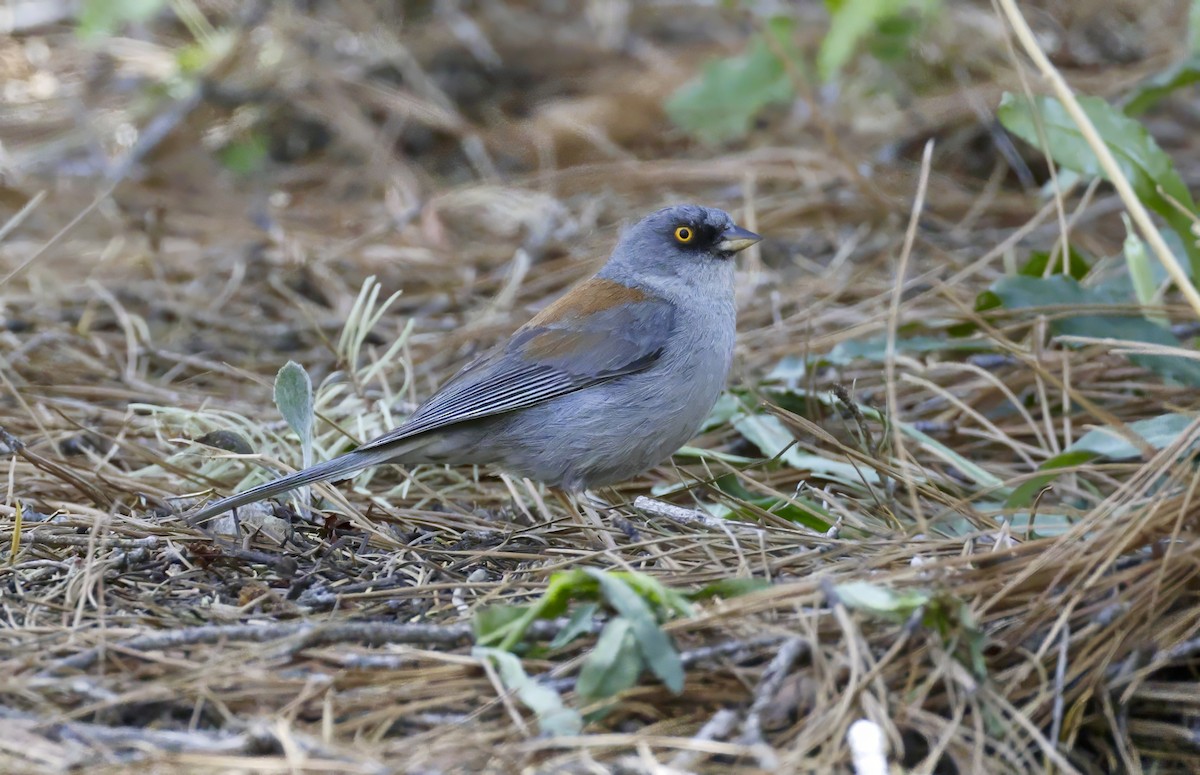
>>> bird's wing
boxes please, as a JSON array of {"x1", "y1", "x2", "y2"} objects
[{"x1": 357, "y1": 284, "x2": 675, "y2": 453}]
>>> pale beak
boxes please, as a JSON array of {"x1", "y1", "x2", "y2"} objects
[{"x1": 716, "y1": 224, "x2": 762, "y2": 254}]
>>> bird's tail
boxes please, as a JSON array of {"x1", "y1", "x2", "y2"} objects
[{"x1": 185, "y1": 439, "x2": 422, "y2": 525}]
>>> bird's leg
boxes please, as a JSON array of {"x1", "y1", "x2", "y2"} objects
[
  {"x1": 582, "y1": 490, "x2": 615, "y2": 512},
  {"x1": 552, "y1": 489, "x2": 618, "y2": 551},
  {"x1": 585, "y1": 489, "x2": 642, "y2": 543}
]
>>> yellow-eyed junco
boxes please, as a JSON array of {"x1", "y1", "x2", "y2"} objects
[{"x1": 188, "y1": 204, "x2": 760, "y2": 522}]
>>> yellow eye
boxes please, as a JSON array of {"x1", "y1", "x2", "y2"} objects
[{"x1": 674, "y1": 226, "x2": 694, "y2": 244}]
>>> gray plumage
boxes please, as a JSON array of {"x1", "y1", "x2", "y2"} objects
[{"x1": 186, "y1": 204, "x2": 758, "y2": 523}]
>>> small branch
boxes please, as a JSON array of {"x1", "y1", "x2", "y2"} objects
[
  {"x1": 0, "y1": 707, "x2": 385, "y2": 772},
  {"x1": 668, "y1": 709, "x2": 741, "y2": 771},
  {"x1": 737, "y1": 636, "x2": 809, "y2": 769},
  {"x1": 633, "y1": 496, "x2": 763, "y2": 535},
  {"x1": 47, "y1": 618, "x2": 572, "y2": 673},
  {"x1": 19, "y1": 533, "x2": 161, "y2": 549},
  {"x1": 680, "y1": 635, "x2": 788, "y2": 668}
]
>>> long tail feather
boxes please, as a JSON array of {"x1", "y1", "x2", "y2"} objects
[{"x1": 186, "y1": 440, "x2": 420, "y2": 525}]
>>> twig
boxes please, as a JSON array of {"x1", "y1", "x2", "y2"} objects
[
  {"x1": 0, "y1": 707, "x2": 386, "y2": 773},
  {"x1": 633, "y1": 496, "x2": 763, "y2": 535},
  {"x1": 18, "y1": 533, "x2": 161, "y2": 549},
  {"x1": 668, "y1": 709, "x2": 741, "y2": 770},
  {"x1": 737, "y1": 636, "x2": 809, "y2": 769},
  {"x1": 681, "y1": 635, "x2": 788, "y2": 668},
  {"x1": 47, "y1": 618, "x2": 573, "y2": 673}
]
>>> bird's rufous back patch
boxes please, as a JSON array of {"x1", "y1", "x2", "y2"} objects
[{"x1": 526, "y1": 278, "x2": 648, "y2": 326}]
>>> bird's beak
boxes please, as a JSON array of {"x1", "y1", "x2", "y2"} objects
[{"x1": 716, "y1": 224, "x2": 762, "y2": 254}]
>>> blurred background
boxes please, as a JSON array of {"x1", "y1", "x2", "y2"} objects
[{"x1": 1, "y1": 0, "x2": 1192, "y2": 388}]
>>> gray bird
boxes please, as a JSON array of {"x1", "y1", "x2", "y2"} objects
[{"x1": 187, "y1": 204, "x2": 760, "y2": 523}]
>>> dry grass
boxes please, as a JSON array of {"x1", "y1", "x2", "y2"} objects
[{"x1": 2, "y1": 1, "x2": 1199, "y2": 772}]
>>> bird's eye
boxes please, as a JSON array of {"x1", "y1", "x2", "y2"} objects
[{"x1": 674, "y1": 226, "x2": 694, "y2": 244}]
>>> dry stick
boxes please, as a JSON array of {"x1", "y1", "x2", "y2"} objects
[
  {"x1": 633, "y1": 496, "x2": 763, "y2": 536},
  {"x1": 17, "y1": 532, "x2": 160, "y2": 549},
  {"x1": 0, "y1": 707, "x2": 384, "y2": 773},
  {"x1": 737, "y1": 636, "x2": 809, "y2": 769},
  {"x1": 993, "y1": 0, "x2": 1200, "y2": 319},
  {"x1": 47, "y1": 618, "x2": 577, "y2": 673},
  {"x1": 668, "y1": 710, "x2": 741, "y2": 771},
  {"x1": 885, "y1": 139, "x2": 935, "y2": 533}
]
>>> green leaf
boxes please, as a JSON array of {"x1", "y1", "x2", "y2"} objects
[
  {"x1": 474, "y1": 605, "x2": 530, "y2": 642},
  {"x1": 586, "y1": 570, "x2": 685, "y2": 694},
  {"x1": 1064, "y1": 413, "x2": 1198, "y2": 461},
  {"x1": 493, "y1": 569, "x2": 597, "y2": 651},
  {"x1": 707, "y1": 474, "x2": 833, "y2": 531},
  {"x1": 1123, "y1": 213, "x2": 1169, "y2": 327},
  {"x1": 77, "y1": 0, "x2": 167, "y2": 37},
  {"x1": 827, "y1": 335, "x2": 995, "y2": 365},
  {"x1": 835, "y1": 580, "x2": 930, "y2": 621},
  {"x1": 1005, "y1": 413, "x2": 1198, "y2": 508},
  {"x1": 219, "y1": 133, "x2": 269, "y2": 176},
  {"x1": 973, "y1": 247, "x2": 1090, "y2": 316},
  {"x1": 997, "y1": 93, "x2": 1200, "y2": 276},
  {"x1": 699, "y1": 392, "x2": 743, "y2": 432},
  {"x1": 766, "y1": 355, "x2": 808, "y2": 385},
  {"x1": 611, "y1": 572, "x2": 694, "y2": 619},
  {"x1": 1124, "y1": 56, "x2": 1200, "y2": 116},
  {"x1": 665, "y1": 16, "x2": 800, "y2": 144},
  {"x1": 733, "y1": 412, "x2": 879, "y2": 486},
  {"x1": 709, "y1": 494, "x2": 833, "y2": 532},
  {"x1": 900, "y1": 420, "x2": 1006, "y2": 490},
  {"x1": 549, "y1": 602, "x2": 600, "y2": 650},
  {"x1": 1004, "y1": 449, "x2": 1097, "y2": 509},
  {"x1": 473, "y1": 647, "x2": 583, "y2": 737},
  {"x1": 173, "y1": 30, "x2": 236, "y2": 75},
  {"x1": 274, "y1": 361, "x2": 314, "y2": 443},
  {"x1": 766, "y1": 386, "x2": 1006, "y2": 492},
  {"x1": 957, "y1": 601, "x2": 988, "y2": 679},
  {"x1": 577, "y1": 618, "x2": 643, "y2": 701},
  {"x1": 689, "y1": 577, "x2": 772, "y2": 601},
  {"x1": 1005, "y1": 511, "x2": 1076, "y2": 538},
  {"x1": 990, "y1": 275, "x2": 1200, "y2": 386},
  {"x1": 1017, "y1": 247, "x2": 1093, "y2": 281},
  {"x1": 820, "y1": 0, "x2": 938, "y2": 81}
]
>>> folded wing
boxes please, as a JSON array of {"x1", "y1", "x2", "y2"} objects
[{"x1": 357, "y1": 291, "x2": 675, "y2": 452}]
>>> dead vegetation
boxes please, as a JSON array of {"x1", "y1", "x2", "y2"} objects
[{"x1": 1, "y1": 1, "x2": 1200, "y2": 772}]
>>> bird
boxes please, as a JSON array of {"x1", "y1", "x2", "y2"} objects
[{"x1": 187, "y1": 204, "x2": 760, "y2": 524}]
